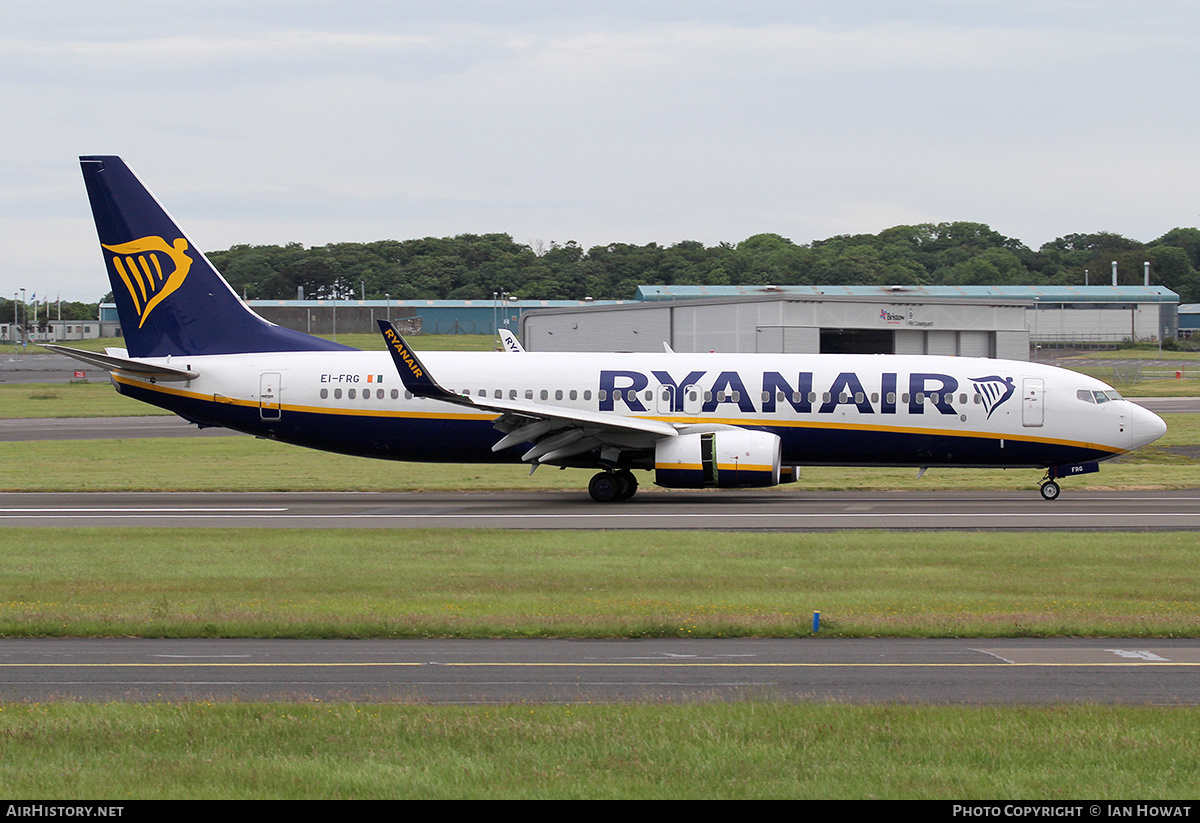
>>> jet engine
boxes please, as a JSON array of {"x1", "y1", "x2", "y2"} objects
[{"x1": 654, "y1": 430, "x2": 782, "y2": 488}]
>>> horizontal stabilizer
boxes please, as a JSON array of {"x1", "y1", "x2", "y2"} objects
[{"x1": 42, "y1": 344, "x2": 199, "y2": 381}]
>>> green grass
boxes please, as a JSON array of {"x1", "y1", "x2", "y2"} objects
[
  {"x1": 0, "y1": 382, "x2": 171, "y2": 418},
  {"x1": 1, "y1": 702, "x2": 1197, "y2": 799},
  {"x1": 3, "y1": 528, "x2": 1199, "y2": 638},
  {"x1": 1058, "y1": 347, "x2": 1200, "y2": 360},
  {"x1": 10, "y1": 332, "x2": 1199, "y2": 800},
  {"x1": 313, "y1": 332, "x2": 496, "y2": 351}
]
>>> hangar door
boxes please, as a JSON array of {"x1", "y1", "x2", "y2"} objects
[{"x1": 756, "y1": 326, "x2": 820, "y2": 353}]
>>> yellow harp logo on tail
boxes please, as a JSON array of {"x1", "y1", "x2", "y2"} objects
[{"x1": 102, "y1": 236, "x2": 193, "y2": 328}]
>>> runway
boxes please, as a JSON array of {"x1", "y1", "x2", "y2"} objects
[
  {"x1": 4, "y1": 638, "x2": 1200, "y2": 704},
  {"x1": 0, "y1": 415, "x2": 236, "y2": 442},
  {"x1": 3, "y1": 489, "x2": 1200, "y2": 530}
]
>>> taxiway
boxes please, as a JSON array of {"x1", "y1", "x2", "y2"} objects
[
  {"x1": 3, "y1": 638, "x2": 1199, "y2": 704},
  {"x1": 3, "y1": 489, "x2": 1200, "y2": 531}
]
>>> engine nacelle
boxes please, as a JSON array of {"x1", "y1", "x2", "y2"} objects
[{"x1": 654, "y1": 430, "x2": 782, "y2": 488}]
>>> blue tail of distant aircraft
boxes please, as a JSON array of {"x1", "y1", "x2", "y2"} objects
[{"x1": 80, "y1": 155, "x2": 354, "y2": 358}]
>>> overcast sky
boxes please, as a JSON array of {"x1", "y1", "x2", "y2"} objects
[{"x1": 3, "y1": 1, "x2": 1197, "y2": 301}]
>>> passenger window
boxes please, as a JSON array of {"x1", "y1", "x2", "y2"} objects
[
  {"x1": 583, "y1": 390, "x2": 591, "y2": 401},
  {"x1": 854, "y1": 392, "x2": 864, "y2": 403},
  {"x1": 320, "y1": 388, "x2": 328, "y2": 399},
  {"x1": 887, "y1": 392, "x2": 896, "y2": 404},
  {"x1": 525, "y1": 390, "x2": 533, "y2": 399},
  {"x1": 348, "y1": 389, "x2": 356, "y2": 399},
  {"x1": 569, "y1": 390, "x2": 578, "y2": 401},
  {"x1": 391, "y1": 389, "x2": 399, "y2": 399},
  {"x1": 555, "y1": 390, "x2": 563, "y2": 400},
  {"x1": 540, "y1": 390, "x2": 548, "y2": 400},
  {"x1": 334, "y1": 388, "x2": 342, "y2": 399},
  {"x1": 598, "y1": 390, "x2": 607, "y2": 401}
]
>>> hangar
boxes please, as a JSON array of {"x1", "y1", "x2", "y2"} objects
[{"x1": 519, "y1": 285, "x2": 1179, "y2": 360}]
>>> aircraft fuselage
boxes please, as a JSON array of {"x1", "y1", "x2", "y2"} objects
[{"x1": 110, "y1": 349, "x2": 1155, "y2": 470}]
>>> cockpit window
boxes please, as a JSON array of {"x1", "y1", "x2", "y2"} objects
[{"x1": 1079, "y1": 389, "x2": 1124, "y2": 404}]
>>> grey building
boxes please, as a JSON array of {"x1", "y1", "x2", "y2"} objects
[{"x1": 519, "y1": 285, "x2": 1180, "y2": 359}]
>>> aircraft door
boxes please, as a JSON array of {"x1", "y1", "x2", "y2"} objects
[
  {"x1": 259, "y1": 372, "x2": 282, "y2": 420},
  {"x1": 1022, "y1": 378, "x2": 1044, "y2": 427}
]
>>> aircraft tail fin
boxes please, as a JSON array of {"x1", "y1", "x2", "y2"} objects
[{"x1": 79, "y1": 155, "x2": 354, "y2": 358}]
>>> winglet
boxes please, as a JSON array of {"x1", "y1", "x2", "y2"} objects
[
  {"x1": 377, "y1": 320, "x2": 460, "y2": 402},
  {"x1": 498, "y1": 328, "x2": 525, "y2": 353}
]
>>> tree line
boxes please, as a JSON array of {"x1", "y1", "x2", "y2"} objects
[
  {"x1": 44, "y1": 222, "x2": 1200, "y2": 311},
  {"x1": 205, "y1": 223, "x2": 1200, "y2": 305}
]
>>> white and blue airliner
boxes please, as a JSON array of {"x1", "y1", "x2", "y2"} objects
[{"x1": 49, "y1": 156, "x2": 1167, "y2": 502}]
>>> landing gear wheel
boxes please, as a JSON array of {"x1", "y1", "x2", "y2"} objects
[
  {"x1": 1039, "y1": 480, "x2": 1061, "y2": 501},
  {"x1": 615, "y1": 469, "x2": 638, "y2": 500},
  {"x1": 588, "y1": 471, "x2": 620, "y2": 503}
]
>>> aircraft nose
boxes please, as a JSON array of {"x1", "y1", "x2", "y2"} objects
[{"x1": 1129, "y1": 404, "x2": 1167, "y2": 450}]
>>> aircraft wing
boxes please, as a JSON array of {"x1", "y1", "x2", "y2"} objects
[
  {"x1": 377, "y1": 320, "x2": 676, "y2": 465},
  {"x1": 42, "y1": 344, "x2": 199, "y2": 381}
]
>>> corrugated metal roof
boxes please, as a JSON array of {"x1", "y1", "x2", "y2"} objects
[{"x1": 635, "y1": 285, "x2": 1179, "y2": 303}]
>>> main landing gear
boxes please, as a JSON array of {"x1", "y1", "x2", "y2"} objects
[{"x1": 588, "y1": 469, "x2": 638, "y2": 502}]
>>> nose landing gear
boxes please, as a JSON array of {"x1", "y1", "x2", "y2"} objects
[
  {"x1": 1039, "y1": 479, "x2": 1061, "y2": 501},
  {"x1": 1039, "y1": 461, "x2": 1099, "y2": 501}
]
